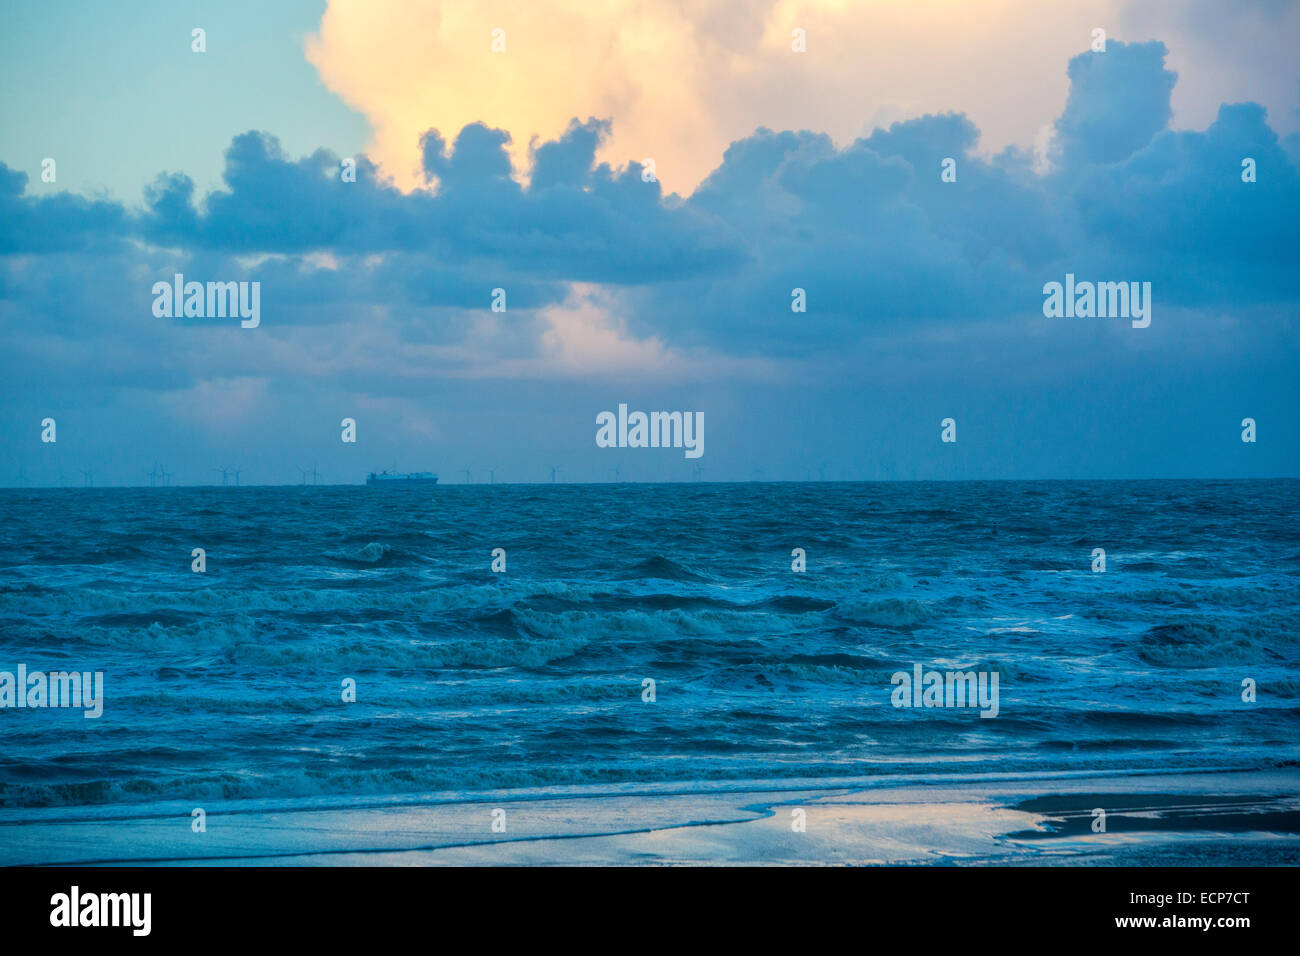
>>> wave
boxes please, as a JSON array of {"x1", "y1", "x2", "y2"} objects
[
  {"x1": 1136, "y1": 619, "x2": 1277, "y2": 667},
  {"x1": 2, "y1": 480, "x2": 1297, "y2": 814},
  {"x1": 835, "y1": 596, "x2": 931, "y2": 628},
  {"x1": 325, "y1": 541, "x2": 397, "y2": 565},
  {"x1": 621, "y1": 554, "x2": 712, "y2": 583},
  {"x1": 5, "y1": 752, "x2": 1277, "y2": 812}
]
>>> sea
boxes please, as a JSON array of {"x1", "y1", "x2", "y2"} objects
[{"x1": 1, "y1": 479, "x2": 1297, "y2": 812}]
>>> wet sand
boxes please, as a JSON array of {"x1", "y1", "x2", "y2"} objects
[{"x1": 2, "y1": 768, "x2": 1296, "y2": 866}]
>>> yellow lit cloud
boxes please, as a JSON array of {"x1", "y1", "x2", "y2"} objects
[
  {"x1": 305, "y1": 1, "x2": 1299, "y2": 196},
  {"x1": 306, "y1": 0, "x2": 1153, "y2": 195}
]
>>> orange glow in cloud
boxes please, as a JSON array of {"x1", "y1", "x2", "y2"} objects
[{"x1": 304, "y1": 0, "x2": 1275, "y2": 196}]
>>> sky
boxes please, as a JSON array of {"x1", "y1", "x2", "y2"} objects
[{"x1": 2, "y1": 0, "x2": 1298, "y2": 485}]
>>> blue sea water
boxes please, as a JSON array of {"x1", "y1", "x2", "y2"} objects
[{"x1": 0, "y1": 480, "x2": 1297, "y2": 811}]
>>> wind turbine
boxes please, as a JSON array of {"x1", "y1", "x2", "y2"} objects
[
  {"x1": 145, "y1": 463, "x2": 159, "y2": 488},
  {"x1": 692, "y1": 462, "x2": 704, "y2": 481},
  {"x1": 611, "y1": 464, "x2": 621, "y2": 483},
  {"x1": 16, "y1": 466, "x2": 26, "y2": 488},
  {"x1": 461, "y1": 466, "x2": 473, "y2": 484},
  {"x1": 79, "y1": 468, "x2": 94, "y2": 487},
  {"x1": 487, "y1": 468, "x2": 496, "y2": 484},
  {"x1": 214, "y1": 466, "x2": 230, "y2": 486},
  {"x1": 297, "y1": 466, "x2": 309, "y2": 486},
  {"x1": 159, "y1": 465, "x2": 172, "y2": 486},
  {"x1": 232, "y1": 467, "x2": 242, "y2": 487},
  {"x1": 55, "y1": 467, "x2": 65, "y2": 488},
  {"x1": 549, "y1": 465, "x2": 560, "y2": 483}
]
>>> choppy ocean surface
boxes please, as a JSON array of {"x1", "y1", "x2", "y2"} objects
[{"x1": 1, "y1": 480, "x2": 1297, "y2": 812}]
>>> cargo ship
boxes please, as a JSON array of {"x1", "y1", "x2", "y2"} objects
[{"x1": 365, "y1": 470, "x2": 439, "y2": 486}]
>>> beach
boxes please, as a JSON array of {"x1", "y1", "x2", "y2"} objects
[{"x1": 3, "y1": 768, "x2": 1296, "y2": 866}]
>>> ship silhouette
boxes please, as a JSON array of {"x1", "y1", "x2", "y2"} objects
[{"x1": 365, "y1": 469, "x2": 439, "y2": 486}]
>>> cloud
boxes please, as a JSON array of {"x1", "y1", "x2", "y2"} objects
[
  {"x1": 0, "y1": 165, "x2": 128, "y2": 254},
  {"x1": 303, "y1": 0, "x2": 1170, "y2": 196},
  {"x1": 1051, "y1": 40, "x2": 1177, "y2": 168},
  {"x1": 299, "y1": 0, "x2": 1300, "y2": 198},
  {"x1": 131, "y1": 121, "x2": 743, "y2": 291},
  {"x1": 630, "y1": 40, "x2": 1297, "y2": 350},
  {"x1": 1, "y1": 34, "x2": 1296, "y2": 418},
  {"x1": 162, "y1": 377, "x2": 271, "y2": 428}
]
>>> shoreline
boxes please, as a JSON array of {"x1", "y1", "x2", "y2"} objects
[{"x1": 3, "y1": 767, "x2": 1296, "y2": 867}]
